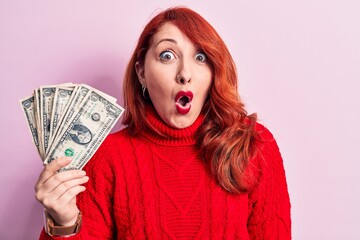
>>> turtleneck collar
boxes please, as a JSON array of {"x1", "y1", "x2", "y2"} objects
[{"x1": 141, "y1": 105, "x2": 205, "y2": 146}]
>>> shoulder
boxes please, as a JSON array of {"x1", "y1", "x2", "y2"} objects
[
  {"x1": 253, "y1": 122, "x2": 281, "y2": 155},
  {"x1": 251, "y1": 122, "x2": 283, "y2": 170},
  {"x1": 254, "y1": 122, "x2": 276, "y2": 143}
]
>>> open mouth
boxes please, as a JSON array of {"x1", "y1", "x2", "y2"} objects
[
  {"x1": 178, "y1": 96, "x2": 190, "y2": 106},
  {"x1": 175, "y1": 91, "x2": 193, "y2": 114}
]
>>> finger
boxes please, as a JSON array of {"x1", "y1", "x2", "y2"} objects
[
  {"x1": 51, "y1": 185, "x2": 87, "y2": 212},
  {"x1": 39, "y1": 157, "x2": 72, "y2": 182},
  {"x1": 40, "y1": 170, "x2": 87, "y2": 194},
  {"x1": 35, "y1": 157, "x2": 74, "y2": 192},
  {"x1": 48, "y1": 175, "x2": 89, "y2": 201},
  {"x1": 37, "y1": 175, "x2": 88, "y2": 210}
]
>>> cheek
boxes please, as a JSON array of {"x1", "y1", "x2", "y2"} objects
[
  {"x1": 145, "y1": 63, "x2": 175, "y2": 97},
  {"x1": 198, "y1": 71, "x2": 213, "y2": 96},
  {"x1": 146, "y1": 73, "x2": 174, "y2": 105}
]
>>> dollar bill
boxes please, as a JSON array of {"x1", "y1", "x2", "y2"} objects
[
  {"x1": 34, "y1": 88, "x2": 46, "y2": 159},
  {"x1": 84, "y1": 84, "x2": 117, "y2": 103},
  {"x1": 40, "y1": 86, "x2": 56, "y2": 154},
  {"x1": 48, "y1": 87, "x2": 77, "y2": 153},
  {"x1": 21, "y1": 83, "x2": 123, "y2": 167},
  {"x1": 47, "y1": 85, "x2": 89, "y2": 152},
  {"x1": 19, "y1": 95, "x2": 40, "y2": 155},
  {"x1": 49, "y1": 87, "x2": 75, "y2": 140},
  {"x1": 44, "y1": 91, "x2": 124, "y2": 170}
]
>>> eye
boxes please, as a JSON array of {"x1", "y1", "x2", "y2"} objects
[
  {"x1": 159, "y1": 50, "x2": 176, "y2": 61},
  {"x1": 195, "y1": 52, "x2": 207, "y2": 62}
]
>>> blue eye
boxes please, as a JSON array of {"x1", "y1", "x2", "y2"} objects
[
  {"x1": 159, "y1": 50, "x2": 175, "y2": 60},
  {"x1": 195, "y1": 52, "x2": 207, "y2": 62}
]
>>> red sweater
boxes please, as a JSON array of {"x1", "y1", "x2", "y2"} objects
[{"x1": 40, "y1": 109, "x2": 291, "y2": 239}]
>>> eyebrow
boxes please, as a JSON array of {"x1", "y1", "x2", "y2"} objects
[{"x1": 155, "y1": 38, "x2": 177, "y2": 47}]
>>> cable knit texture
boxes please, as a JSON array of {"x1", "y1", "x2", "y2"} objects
[{"x1": 39, "y1": 109, "x2": 291, "y2": 239}]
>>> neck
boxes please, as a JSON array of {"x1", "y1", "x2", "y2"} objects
[{"x1": 142, "y1": 105, "x2": 204, "y2": 146}]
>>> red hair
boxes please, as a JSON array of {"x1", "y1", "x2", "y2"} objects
[{"x1": 123, "y1": 7, "x2": 258, "y2": 193}]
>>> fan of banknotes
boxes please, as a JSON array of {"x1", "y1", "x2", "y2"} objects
[{"x1": 20, "y1": 83, "x2": 124, "y2": 171}]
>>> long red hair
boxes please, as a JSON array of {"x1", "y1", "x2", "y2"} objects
[{"x1": 123, "y1": 7, "x2": 258, "y2": 193}]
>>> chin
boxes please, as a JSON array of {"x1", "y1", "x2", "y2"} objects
[
  {"x1": 172, "y1": 123, "x2": 191, "y2": 129},
  {"x1": 169, "y1": 116, "x2": 196, "y2": 129}
]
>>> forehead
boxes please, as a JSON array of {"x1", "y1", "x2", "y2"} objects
[{"x1": 150, "y1": 22, "x2": 190, "y2": 46}]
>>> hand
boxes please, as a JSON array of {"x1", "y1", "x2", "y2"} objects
[{"x1": 35, "y1": 157, "x2": 89, "y2": 226}]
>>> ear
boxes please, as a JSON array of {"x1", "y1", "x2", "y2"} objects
[{"x1": 135, "y1": 61, "x2": 145, "y2": 85}]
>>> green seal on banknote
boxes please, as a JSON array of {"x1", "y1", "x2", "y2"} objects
[{"x1": 65, "y1": 148, "x2": 74, "y2": 157}]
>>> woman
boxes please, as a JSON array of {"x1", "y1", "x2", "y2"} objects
[{"x1": 35, "y1": 7, "x2": 291, "y2": 239}]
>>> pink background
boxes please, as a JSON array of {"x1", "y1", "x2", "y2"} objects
[{"x1": 1, "y1": 0, "x2": 359, "y2": 239}]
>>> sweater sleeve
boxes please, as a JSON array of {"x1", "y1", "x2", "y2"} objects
[
  {"x1": 247, "y1": 126, "x2": 291, "y2": 240},
  {"x1": 39, "y1": 137, "x2": 117, "y2": 240}
]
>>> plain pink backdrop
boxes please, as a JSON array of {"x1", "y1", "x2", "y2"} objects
[{"x1": 1, "y1": 0, "x2": 359, "y2": 239}]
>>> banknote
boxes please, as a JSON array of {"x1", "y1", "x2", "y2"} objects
[
  {"x1": 47, "y1": 85, "x2": 90, "y2": 152},
  {"x1": 20, "y1": 83, "x2": 123, "y2": 168},
  {"x1": 34, "y1": 88, "x2": 46, "y2": 159},
  {"x1": 44, "y1": 90, "x2": 124, "y2": 170},
  {"x1": 74, "y1": 84, "x2": 117, "y2": 103},
  {"x1": 40, "y1": 86, "x2": 56, "y2": 154},
  {"x1": 19, "y1": 95, "x2": 40, "y2": 155},
  {"x1": 49, "y1": 87, "x2": 75, "y2": 140}
]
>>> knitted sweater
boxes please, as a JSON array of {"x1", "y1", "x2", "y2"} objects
[{"x1": 40, "y1": 109, "x2": 291, "y2": 240}]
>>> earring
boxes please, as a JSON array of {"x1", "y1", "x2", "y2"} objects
[{"x1": 141, "y1": 84, "x2": 149, "y2": 99}]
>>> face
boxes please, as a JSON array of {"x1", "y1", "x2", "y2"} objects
[{"x1": 136, "y1": 22, "x2": 213, "y2": 129}]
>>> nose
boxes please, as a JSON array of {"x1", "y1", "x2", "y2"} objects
[
  {"x1": 176, "y1": 61, "x2": 191, "y2": 84},
  {"x1": 176, "y1": 74, "x2": 191, "y2": 84}
]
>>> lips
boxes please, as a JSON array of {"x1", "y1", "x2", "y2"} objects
[{"x1": 175, "y1": 91, "x2": 193, "y2": 114}]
